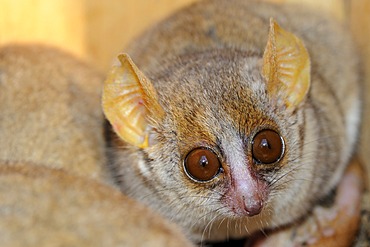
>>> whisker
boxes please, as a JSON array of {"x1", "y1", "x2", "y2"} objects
[{"x1": 200, "y1": 211, "x2": 223, "y2": 245}]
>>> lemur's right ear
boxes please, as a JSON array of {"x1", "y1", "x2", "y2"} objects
[{"x1": 102, "y1": 54, "x2": 164, "y2": 148}]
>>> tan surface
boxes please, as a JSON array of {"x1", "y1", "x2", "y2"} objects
[
  {"x1": 0, "y1": 0, "x2": 198, "y2": 71},
  {"x1": 0, "y1": 1, "x2": 86, "y2": 58}
]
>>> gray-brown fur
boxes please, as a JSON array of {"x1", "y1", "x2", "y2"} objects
[{"x1": 107, "y1": 0, "x2": 362, "y2": 242}]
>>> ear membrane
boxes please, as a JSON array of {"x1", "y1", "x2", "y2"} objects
[
  {"x1": 102, "y1": 54, "x2": 164, "y2": 148},
  {"x1": 262, "y1": 18, "x2": 311, "y2": 110}
]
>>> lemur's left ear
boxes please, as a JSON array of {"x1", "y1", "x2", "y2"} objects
[{"x1": 262, "y1": 18, "x2": 311, "y2": 110}]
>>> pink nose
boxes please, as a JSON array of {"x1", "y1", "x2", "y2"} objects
[
  {"x1": 224, "y1": 155, "x2": 268, "y2": 217},
  {"x1": 225, "y1": 173, "x2": 267, "y2": 217},
  {"x1": 226, "y1": 188, "x2": 266, "y2": 217},
  {"x1": 243, "y1": 195, "x2": 263, "y2": 216}
]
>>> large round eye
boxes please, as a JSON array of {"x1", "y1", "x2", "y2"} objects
[
  {"x1": 252, "y1": 129, "x2": 284, "y2": 164},
  {"x1": 184, "y1": 148, "x2": 221, "y2": 182}
]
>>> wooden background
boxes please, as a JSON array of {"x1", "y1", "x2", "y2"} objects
[{"x1": 1, "y1": 0, "x2": 369, "y2": 178}]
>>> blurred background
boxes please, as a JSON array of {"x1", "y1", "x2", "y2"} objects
[
  {"x1": 0, "y1": 0, "x2": 198, "y2": 72},
  {"x1": 0, "y1": 0, "x2": 369, "y2": 172},
  {"x1": 1, "y1": 0, "x2": 367, "y2": 72}
]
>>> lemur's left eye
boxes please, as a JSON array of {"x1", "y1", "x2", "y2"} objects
[
  {"x1": 252, "y1": 129, "x2": 284, "y2": 164},
  {"x1": 184, "y1": 148, "x2": 221, "y2": 182}
]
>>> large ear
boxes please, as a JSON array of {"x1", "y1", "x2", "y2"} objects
[
  {"x1": 262, "y1": 18, "x2": 310, "y2": 110},
  {"x1": 102, "y1": 54, "x2": 164, "y2": 148}
]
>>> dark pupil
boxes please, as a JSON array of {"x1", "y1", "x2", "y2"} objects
[
  {"x1": 184, "y1": 148, "x2": 220, "y2": 182},
  {"x1": 252, "y1": 129, "x2": 283, "y2": 164}
]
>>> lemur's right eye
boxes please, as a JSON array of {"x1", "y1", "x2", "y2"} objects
[{"x1": 184, "y1": 148, "x2": 221, "y2": 182}]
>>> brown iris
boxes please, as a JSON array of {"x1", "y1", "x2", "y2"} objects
[
  {"x1": 252, "y1": 129, "x2": 284, "y2": 164},
  {"x1": 184, "y1": 148, "x2": 221, "y2": 182}
]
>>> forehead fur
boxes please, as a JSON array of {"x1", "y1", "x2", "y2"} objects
[{"x1": 148, "y1": 49, "x2": 277, "y2": 151}]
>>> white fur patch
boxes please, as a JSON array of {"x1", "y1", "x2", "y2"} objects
[{"x1": 345, "y1": 97, "x2": 361, "y2": 150}]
